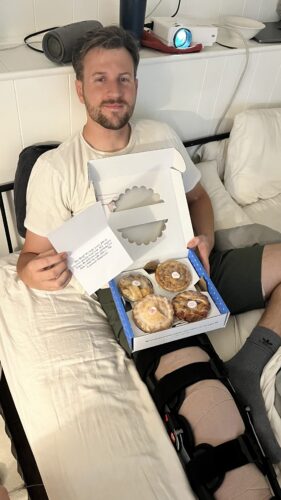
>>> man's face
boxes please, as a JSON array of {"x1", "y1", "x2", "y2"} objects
[{"x1": 76, "y1": 47, "x2": 138, "y2": 130}]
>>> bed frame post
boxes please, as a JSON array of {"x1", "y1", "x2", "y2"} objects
[{"x1": 0, "y1": 182, "x2": 14, "y2": 254}]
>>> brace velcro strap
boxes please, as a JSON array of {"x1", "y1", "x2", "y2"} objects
[
  {"x1": 187, "y1": 434, "x2": 255, "y2": 492},
  {"x1": 152, "y1": 362, "x2": 218, "y2": 411},
  {"x1": 133, "y1": 334, "x2": 204, "y2": 380}
]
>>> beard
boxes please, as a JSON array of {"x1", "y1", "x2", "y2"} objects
[{"x1": 84, "y1": 98, "x2": 135, "y2": 130}]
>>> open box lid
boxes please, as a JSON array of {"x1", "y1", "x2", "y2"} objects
[{"x1": 88, "y1": 148, "x2": 194, "y2": 271}]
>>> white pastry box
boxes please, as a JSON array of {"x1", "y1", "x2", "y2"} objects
[{"x1": 88, "y1": 148, "x2": 229, "y2": 352}]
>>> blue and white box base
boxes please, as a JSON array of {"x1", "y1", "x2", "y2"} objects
[
  {"x1": 87, "y1": 148, "x2": 229, "y2": 353},
  {"x1": 109, "y1": 249, "x2": 229, "y2": 353}
]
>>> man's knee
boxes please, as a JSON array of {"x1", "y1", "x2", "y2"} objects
[{"x1": 262, "y1": 243, "x2": 281, "y2": 298}]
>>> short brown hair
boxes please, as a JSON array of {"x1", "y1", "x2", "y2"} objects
[{"x1": 72, "y1": 25, "x2": 140, "y2": 81}]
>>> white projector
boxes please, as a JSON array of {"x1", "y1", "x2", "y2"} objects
[{"x1": 152, "y1": 17, "x2": 218, "y2": 48}]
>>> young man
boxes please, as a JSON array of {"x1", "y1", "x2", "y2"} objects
[{"x1": 17, "y1": 25, "x2": 281, "y2": 497}]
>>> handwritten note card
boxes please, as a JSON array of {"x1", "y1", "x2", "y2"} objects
[{"x1": 48, "y1": 202, "x2": 133, "y2": 294}]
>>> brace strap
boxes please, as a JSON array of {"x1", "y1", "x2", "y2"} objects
[
  {"x1": 164, "y1": 409, "x2": 265, "y2": 495},
  {"x1": 133, "y1": 334, "x2": 205, "y2": 380},
  {"x1": 152, "y1": 361, "x2": 220, "y2": 412},
  {"x1": 187, "y1": 433, "x2": 257, "y2": 492}
]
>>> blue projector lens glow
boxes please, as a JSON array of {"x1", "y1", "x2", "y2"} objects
[{"x1": 174, "y1": 28, "x2": 192, "y2": 49}]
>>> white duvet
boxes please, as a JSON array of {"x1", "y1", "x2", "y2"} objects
[{"x1": 0, "y1": 253, "x2": 195, "y2": 500}]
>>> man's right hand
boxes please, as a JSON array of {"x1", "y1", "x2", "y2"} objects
[{"x1": 17, "y1": 249, "x2": 72, "y2": 291}]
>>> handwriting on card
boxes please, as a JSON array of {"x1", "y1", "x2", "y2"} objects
[{"x1": 72, "y1": 238, "x2": 113, "y2": 270}]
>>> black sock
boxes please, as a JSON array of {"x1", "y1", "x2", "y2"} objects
[{"x1": 226, "y1": 326, "x2": 281, "y2": 463}]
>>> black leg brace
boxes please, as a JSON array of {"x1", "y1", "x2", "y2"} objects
[
  {"x1": 96, "y1": 289, "x2": 281, "y2": 499},
  {"x1": 133, "y1": 334, "x2": 281, "y2": 500}
]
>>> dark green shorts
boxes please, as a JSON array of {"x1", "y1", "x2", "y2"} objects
[{"x1": 210, "y1": 244, "x2": 265, "y2": 314}]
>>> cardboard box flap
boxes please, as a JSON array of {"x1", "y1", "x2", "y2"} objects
[
  {"x1": 88, "y1": 148, "x2": 187, "y2": 183},
  {"x1": 109, "y1": 203, "x2": 170, "y2": 229},
  {"x1": 88, "y1": 148, "x2": 194, "y2": 270}
]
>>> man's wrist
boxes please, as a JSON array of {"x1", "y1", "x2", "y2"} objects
[{"x1": 16, "y1": 251, "x2": 37, "y2": 277}]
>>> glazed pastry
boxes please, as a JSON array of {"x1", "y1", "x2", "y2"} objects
[
  {"x1": 155, "y1": 259, "x2": 192, "y2": 292},
  {"x1": 132, "y1": 294, "x2": 174, "y2": 333},
  {"x1": 172, "y1": 290, "x2": 211, "y2": 323},
  {"x1": 118, "y1": 273, "x2": 153, "y2": 302}
]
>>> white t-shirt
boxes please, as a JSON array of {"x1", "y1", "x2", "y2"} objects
[{"x1": 25, "y1": 119, "x2": 201, "y2": 236}]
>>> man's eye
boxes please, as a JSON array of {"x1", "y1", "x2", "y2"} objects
[
  {"x1": 94, "y1": 77, "x2": 105, "y2": 83},
  {"x1": 120, "y1": 76, "x2": 130, "y2": 83}
]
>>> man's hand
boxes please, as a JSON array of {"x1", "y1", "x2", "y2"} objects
[
  {"x1": 18, "y1": 249, "x2": 72, "y2": 291},
  {"x1": 186, "y1": 183, "x2": 215, "y2": 275},
  {"x1": 187, "y1": 234, "x2": 212, "y2": 275}
]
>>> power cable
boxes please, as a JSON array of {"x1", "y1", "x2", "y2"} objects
[
  {"x1": 24, "y1": 27, "x2": 58, "y2": 53},
  {"x1": 171, "y1": 0, "x2": 182, "y2": 18},
  {"x1": 145, "y1": 0, "x2": 182, "y2": 20},
  {"x1": 214, "y1": 26, "x2": 250, "y2": 134},
  {"x1": 0, "y1": 43, "x2": 25, "y2": 51},
  {"x1": 190, "y1": 26, "x2": 250, "y2": 159}
]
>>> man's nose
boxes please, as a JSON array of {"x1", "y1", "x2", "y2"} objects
[{"x1": 106, "y1": 80, "x2": 122, "y2": 97}]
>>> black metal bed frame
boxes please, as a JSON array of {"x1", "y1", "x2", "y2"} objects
[
  {"x1": 0, "y1": 181, "x2": 48, "y2": 498},
  {"x1": 0, "y1": 182, "x2": 14, "y2": 254}
]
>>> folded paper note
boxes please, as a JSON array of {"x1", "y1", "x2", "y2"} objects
[{"x1": 48, "y1": 202, "x2": 133, "y2": 294}]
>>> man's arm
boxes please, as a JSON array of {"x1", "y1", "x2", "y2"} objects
[
  {"x1": 186, "y1": 182, "x2": 215, "y2": 275},
  {"x1": 17, "y1": 230, "x2": 71, "y2": 290}
]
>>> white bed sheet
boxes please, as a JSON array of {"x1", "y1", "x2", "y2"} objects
[{"x1": 0, "y1": 253, "x2": 195, "y2": 500}]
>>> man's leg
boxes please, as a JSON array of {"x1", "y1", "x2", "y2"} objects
[
  {"x1": 226, "y1": 243, "x2": 281, "y2": 462},
  {"x1": 153, "y1": 344, "x2": 273, "y2": 499},
  {"x1": 98, "y1": 282, "x2": 277, "y2": 498}
]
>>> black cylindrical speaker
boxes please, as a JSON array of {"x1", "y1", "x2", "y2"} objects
[
  {"x1": 120, "y1": 0, "x2": 147, "y2": 43},
  {"x1": 42, "y1": 20, "x2": 103, "y2": 64}
]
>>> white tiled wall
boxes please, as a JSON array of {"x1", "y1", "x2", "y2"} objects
[
  {"x1": 1, "y1": 43, "x2": 281, "y2": 256},
  {"x1": 0, "y1": 0, "x2": 279, "y2": 44},
  {"x1": 136, "y1": 48, "x2": 281, "y2": 137}
]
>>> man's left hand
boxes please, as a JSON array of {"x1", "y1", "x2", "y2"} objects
[{"x1": 187, "y1": 235, "x2": 212, "y2": 275}]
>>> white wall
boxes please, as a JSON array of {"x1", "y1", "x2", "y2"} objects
[{"x1": 0, "y1": 0, "x2": 279, "y2": 45}]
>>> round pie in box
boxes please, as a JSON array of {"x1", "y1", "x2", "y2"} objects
[
  {"x1": 155, "y1": 259, "x2": 192, "y2": 292},
  {"x1": 118, "y1": 273, "x2": 153, "y2": 302},
  {"x1": 132, "y1": 294, "x2": 174, "y2": 333},
  {"x1": 172, "y1": 290, "x2": 210, "y2": 323}
]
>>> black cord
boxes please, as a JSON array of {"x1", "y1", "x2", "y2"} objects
[
  {"x1": 24, "y1": 27, "x2": 59, "y2": 53},
  {"x1": 144, "y1": 22, "x2": 154, "y2": 30},
  {"x1": 171, "y1": 0, "x2": 182, "y2": 17}
]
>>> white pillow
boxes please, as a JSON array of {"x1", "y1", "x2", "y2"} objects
[
  {"x1": 196, "y1": 160, "x2": 251, "y2": 231},
  {"x1": 224, "y1": 107, "x2": 281, "y2": 206},
  {"x1": 243, "y1": 193, "x2": 281, "y2": 235},
  {"x1": 194, "y1": 138, "x2": 229, "y2": 180}
]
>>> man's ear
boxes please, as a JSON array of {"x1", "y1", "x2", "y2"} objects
[{"x1": 75, "y1": 79, "x2": 85, "y2": 104}]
